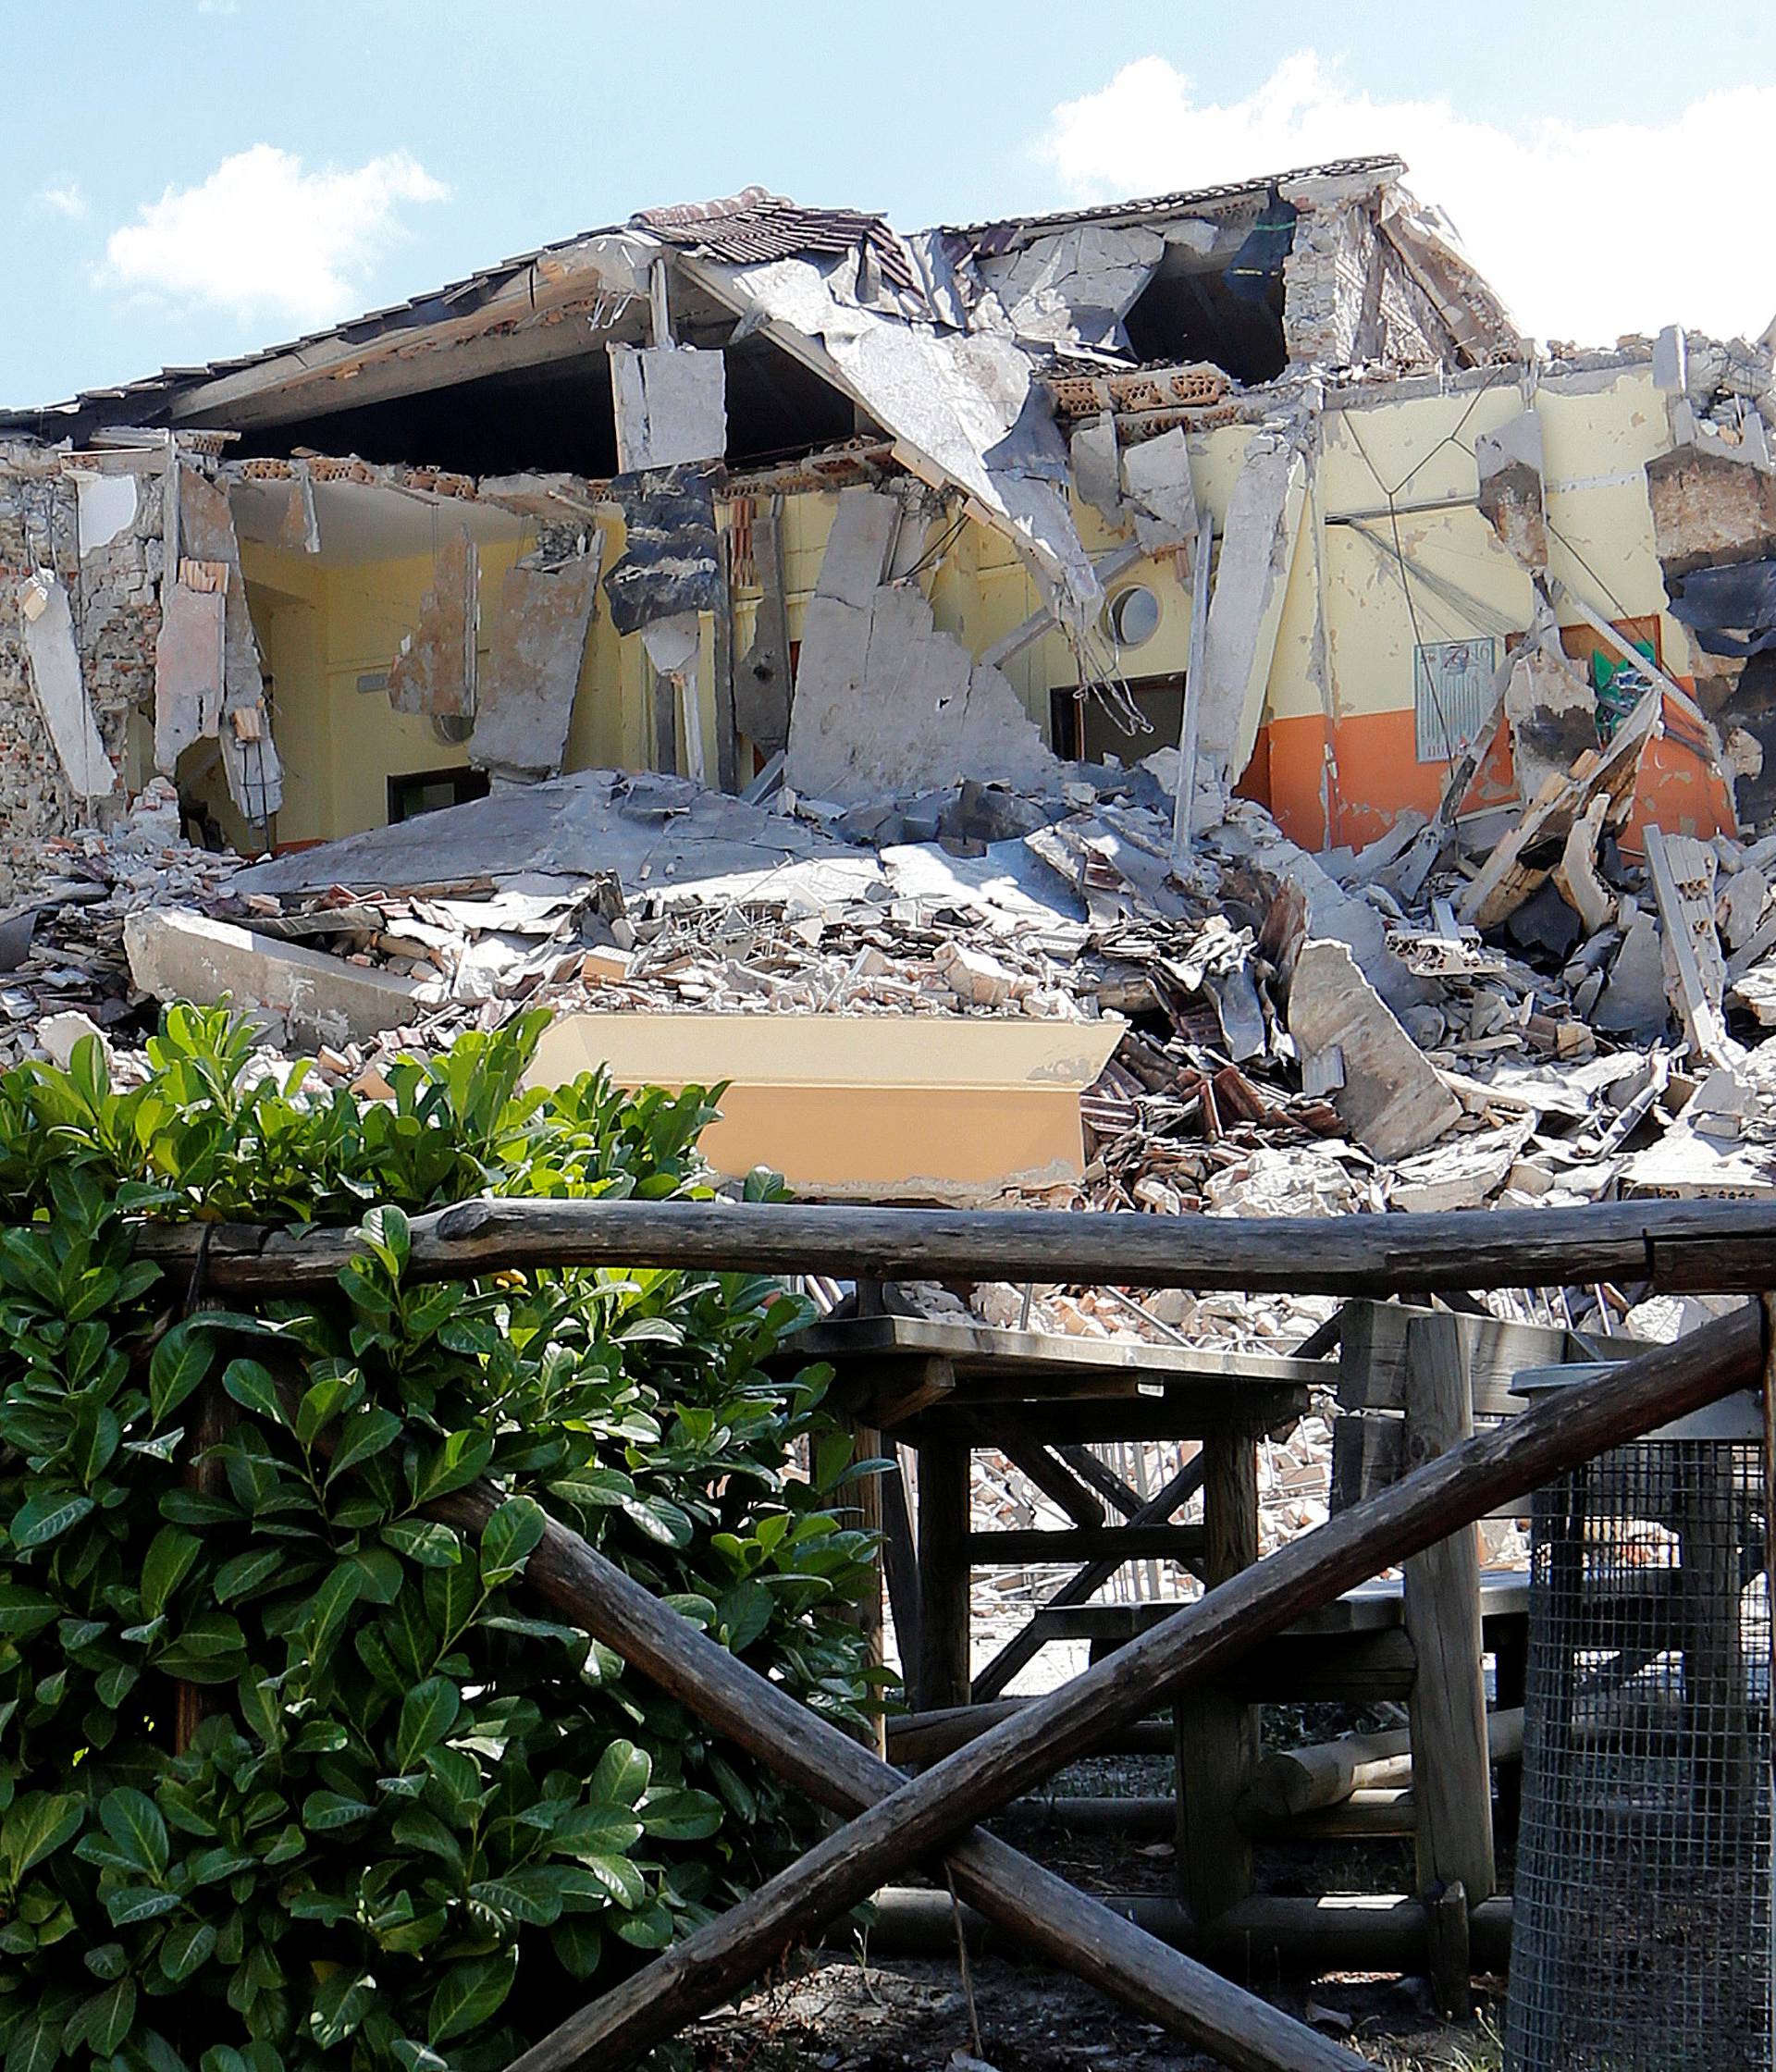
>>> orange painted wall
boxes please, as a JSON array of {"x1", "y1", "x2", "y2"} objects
[{"x1": 1262, "y1": 709, "x2": 1467, "y2": 852}]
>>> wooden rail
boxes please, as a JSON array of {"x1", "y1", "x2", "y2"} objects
[
  {"x1": 503, "y1": 1302, "x2": 1764, "y2": 2069},
  {"x1": 133, "y1": 1194, "x2": 1776, "y2": 1295},
  {"x1": 430, "y1": 1488, "x2": 1368, "y2": 2072}
]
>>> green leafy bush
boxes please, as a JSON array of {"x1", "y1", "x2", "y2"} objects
[{"x1": 0, "y1": 1006, "x2": 878, "y2": 2072}]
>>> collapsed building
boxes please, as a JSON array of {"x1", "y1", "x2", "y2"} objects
[
  {"x1": 6, "y1": 154, "x2": 1776, "y2": 1227},
  {"x1": 11, "y1": 149, "x2": 1746, "y2": 876}
]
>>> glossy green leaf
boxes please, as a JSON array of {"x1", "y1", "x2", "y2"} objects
[{"x1": 426, "y1": 1946, "x2": 518, "y2": 2044}]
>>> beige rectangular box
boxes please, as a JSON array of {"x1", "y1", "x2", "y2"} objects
[{"x1": 526, "y1": 1011, "x2": 1124, "y2": 1202}]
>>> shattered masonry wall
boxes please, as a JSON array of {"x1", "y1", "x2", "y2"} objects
[
  {"x1": 1281, "y1": 199, "x2": 1445, "y2": 374},
  {"x1": 1282, "y1": 202, "x2": 1378, "y2": 369},
  {"x1": 0, "y1": 453, "x2": 162, "y2": 894}
]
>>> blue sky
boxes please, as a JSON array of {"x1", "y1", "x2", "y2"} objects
[{"x1": 7, "y1": 1, "x2": 1776, "y2": 409}]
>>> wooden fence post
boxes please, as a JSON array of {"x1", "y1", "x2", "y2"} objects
[
  {"x1": 916, "y1": 1424, "x2": 971, "y2": 1711},
  {"x1": 1402, "y1": 1312, "x2": 1493, "y2": 2014},
  {"x1": 508, "y1": 1304, "x2": 1765, "y2": 2071},
  {"x1": 1176, "y1": 1431, "x2": 1259, "y2": 1920}
]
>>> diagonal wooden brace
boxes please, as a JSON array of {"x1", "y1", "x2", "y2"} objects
[
  {"x1": 505, "y1": 1301, "x2": 1766, "y2": 2069},
  {"x1": 436, "y1": 1482, "x2": 1366, "y2": 2072}
]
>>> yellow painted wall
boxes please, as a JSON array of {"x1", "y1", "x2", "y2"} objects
[{"x1": 238, "y1": 363, "x2": 1684, "y2": 855}]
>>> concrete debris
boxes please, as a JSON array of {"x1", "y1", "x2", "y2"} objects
[
  {"x1": 1284, "y1": 937, "x2": 1462, "y2": 1160},
  {"x1": 17, "y1": 574, "x2": 115, "y2": 799},
  {"x1": 469, "y1": 541, "x2": 601, "y2": 781},
  {"x1": 1502, "y1": 615, "x2": 1601, "y2": 804},
  {"x1": 785, "y1": 488, "x2": 1061, "y2": 804},
  {"x1": 11, "y1": 166, "x2": 1776, "y2": 1428}
]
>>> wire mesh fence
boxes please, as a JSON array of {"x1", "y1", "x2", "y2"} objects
[{"x1": 1506, "y1": 1429, "x2": 1771, "y2": 2071}]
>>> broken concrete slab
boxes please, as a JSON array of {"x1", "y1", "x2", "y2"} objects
[
  {"x1": 1213, "y1": 808, "x2": 1430, "y2": 1016},
  {"x1": 230, "y1": 768, "x2": 853, "y2": 899},
  {"x1": 388, "y1": 528, "x2": 478, "y2": 718},
  {"x1": 1387, "y1": 1117, "x2": 1535, "y2": 1215},
  {"x1": 124, "y1": 906, "x2": 432, "y2": 1050},
  {"x1": 784, "y1": 487, "x2": 1061, "y2": 806},
  {"x1": 1069, "y1": 415, "x2": 1122, "y2": 525},
  {"x1": 1552, "y1": 792, "x2": 1613, "y2": 935},
  {"x1": 1119, "y1": 426, "x2": 1199, "y2": 554},
  {"x1": 610, "y1": 343, "x2": 728, "y2": 472},
  {"x1": 973, "y1": 223, "x2": 1164, "y2": 355},
  {"x1": 16, "y1": 574, "x2": 115, "y2": 799},
  {"x1": 469, "y1": 543, "x2": 600, "y2": 781},
  {"x1": 1596, "y1": 906, "x2": 1671, "y2": 1039},
  {"x1": 1285, "y1": 936, "x2": 1461, "y2": 1162},
  {"x1": 677, "y1": 249, "x2": 1100, "y2": 625}
]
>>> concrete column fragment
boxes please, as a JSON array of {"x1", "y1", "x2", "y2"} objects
[
  {"x1": 16, "y1": 573, "x2": 116, "y2": 800},
  {"x1": 1194, "y1": 426, "x2": 1308, "y2": 785}
]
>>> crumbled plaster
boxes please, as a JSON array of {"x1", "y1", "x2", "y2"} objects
[
  {"x1": 388, "y1": 527, "x2": 479, "y2": 719},
  {"x1": 1474, "y1": 408, "x2": 1548, "y2": 571}
]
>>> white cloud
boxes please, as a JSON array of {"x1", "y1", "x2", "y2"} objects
[
  {"x1": 37, "y1": 182, "x2": 86, "y2": 220},
  {"x1": 104, "y1": 144, "x2": 449, "y2": 326},
  {"x1": 1042, "y1": 53, "x2": 1776, "y2": 347}
]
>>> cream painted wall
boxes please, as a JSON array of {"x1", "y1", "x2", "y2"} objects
[
  {"x1": 1307, "y1": 367, "x2": 1680, "y2": 734},
  {"x1": 236, "y1": 363, "x2": 1684, "y2": 852}
]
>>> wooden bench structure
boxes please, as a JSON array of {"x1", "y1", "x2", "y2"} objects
[{"x1": 796, "y1": 1296, "x2": 1653, "y2": 1995}]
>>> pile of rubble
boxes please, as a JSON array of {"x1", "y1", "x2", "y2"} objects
[{"x1": 8, "y1": 747, "x2": 1776, "y2": 1269}]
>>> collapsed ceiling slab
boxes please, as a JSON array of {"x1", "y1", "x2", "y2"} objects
[{"x1": 229, "y1": 767, "x2": 857, "y2": 897}]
